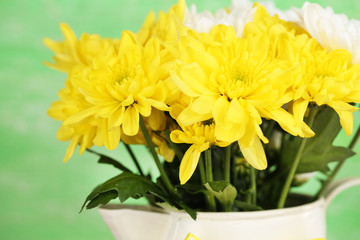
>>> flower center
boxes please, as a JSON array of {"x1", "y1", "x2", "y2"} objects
[
  {"x1": 202, "y1": 118, "x2": 214, "y2": 126},
  {"x1": 116, "y1": 72, "x2": 129, "y2": 84},
  {"x1": 233, "y1": 71, "x2": 250, "y2": 84}
]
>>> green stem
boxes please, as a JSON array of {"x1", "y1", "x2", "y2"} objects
[
  {"x1": 224, "y1": 146, "x2": 231, "y2": 182},
  {"x1": 250, "y1": 166, "x2": 257, "y2": 205},
  {"x1": 198, "y1": 155, "x2": 206, "y2": 184},
  {"x1": 277, "y1": 106, "x2": 319, "y2": 208},
  {"x1": 199, "y1": 155, "x2": 213, "y2": 210},
  {"x1": 349, "y1": 124, "x2": 360, "y2": 150},
  {"x1": 315, "y1": 124, "x2": 360, "y2": 199},
  {"x1": 232, "y1": 157, "x2": 239, "y2": 187},
  {"x1": 205, "y1": 149, "x2": 214, "y2": 182},
  {"x1": 139, "y1": 116, "x2": 176, "y2": 197},
  {"x1": 205, "y1": 149, "x2": 216, "y2": 211},
  {"x1": 123, "y1": 143, "x2": 144, "y2": 176}
]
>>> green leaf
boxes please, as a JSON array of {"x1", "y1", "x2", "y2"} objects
[
  {"x1": 234, "y1": 200, "x2": 263, "y2": 211},
  {"x1": 86, "y1": 149, "x2": 131, "y2": 172},
  {"x1": 81, "y1": 172, "x2": 164, "y2": 211},
  {"x1": 280, "y1": 108, "x2": 355, "y2": 174},
  {"x1": 85, "y1": 190, "x2": 118, "y2": 209},
  {"x1": 205, "y1": 181, "x2": 237, "y2": 211},
  {"x1": 297, "y1": 108, "x2": 355, "y2": 173},
  {"x1": 298, "y1": 146, "x2": 355, "y2": 173},
  {"x1": 80, "y1": 172, "x2": 197, "y2": 220}
]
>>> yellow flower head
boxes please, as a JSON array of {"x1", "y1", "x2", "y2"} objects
[
  {"x1": 47, "y1": 80, "x2": 106, "y2": 162},
  {"x1": 136, "y1": 0, "x2": 186, "y2": 45},
  {"x1": 47, "y1": 28, "x2": 174, "y2": 160},
  {"x1": 290, "y1": 44, "x2": 360, "y2": 136},
  {"x1": 171, "y1": 23, "x2": 304, "y2": 170},
  {"x1": 171, "y1": 120, "x2": 230, "y2": 184},
  {"x1": 43, "y1": 23, "x2": 116, "y2": 73}
]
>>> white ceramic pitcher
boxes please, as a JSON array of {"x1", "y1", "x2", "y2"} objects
[{"x1": 98, "y1": 177, "x2": 360, "y2": 240}]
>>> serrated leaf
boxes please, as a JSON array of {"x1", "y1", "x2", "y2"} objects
[
  {"x1": 81, "y1": 172, "x2": 164, "y2": 211},
  {"x1": 280, "y1": 108, "x2": 355, "y2": 174},
  {"x1": 205, "y1": 181, "x2": 237, "y2": 211},
  {"x1": 87, "y1": 149, "x2": 131, "y2": 172},
  {"x1": 298, "y1": 146, "x2": 355, "y2": 173},
  {"x1": 234, "y1": 200, "x2": 263, "y2": 211},
  {"x1": 85, "y1": 190, "x2": 118, "y2": 209}
]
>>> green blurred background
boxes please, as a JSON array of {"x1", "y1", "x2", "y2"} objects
[{"x1": 0, "y1": 0, "x2": 359, "y2": 239}]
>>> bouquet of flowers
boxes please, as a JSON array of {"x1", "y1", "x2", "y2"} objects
[{"x1": 45, "y1": 0, "x2": 360, "y2": 218}]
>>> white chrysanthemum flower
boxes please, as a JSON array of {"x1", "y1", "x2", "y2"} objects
[
  {"x1": 183, "y1": 0, "x2": 256, "y2": 37},
  {"x1": 300, "y1": 2, "x2": 360, "y2": 64}
]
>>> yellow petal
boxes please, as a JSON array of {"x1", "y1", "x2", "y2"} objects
[
  {"x1": 134, "y1": 97, "x2": 152, "y2": 117},
  {"x1": 170, "y1": 129, "x2": 193, "y2": 144},
  {"x1": 56, "y1": 126, "x2": 74, "y2": 141},
  {"x1": 215, "y1": 123, "x2": 243, "y2": 143},
  {"x1": 328, "y1": 101, "x2": 358, "y2": 135},
  {"x1": 187, "y1": 45, "x2": 219, "y2": 75},
  {"x1": 293, "y1": 99, "x2": 310, "y2": 125},
  {"x1": 171, "y1": 71, "x2": 199, "y2": 97},
  {"x1": 144, "y1": 98, "x2": 169, "y2": 111},
  {"x1": 227, "y1": 98, "x2": 247, "y2": 123},
  {"x1": 145, "y1": 109, "x2": 166, "y2": 131},
  {"x1": 122, "y1": 106, "x2": 140, "y2": 136},
  {"x1": 179, "y1": 144, "x2": 208, "y2": 185},
  {"x1": 212, "y1": 96, "x2": 231, "y2": 128},
  {"x1": 108, "y1": 107, "x2": 125, "y2": 129},
  {"x1": 177, "y1": 63, "x2": 214, "y2": 96},
  {"x1": 238, "y1": 121, "x2": 256, "y2": 147},
  {"x1": 63, "y1": 135, "x2": 80, "y2": 162},
  {"x1": 191, "y1": 95, "x2": 216, "y2": 115},
  {"x1": 261, "y1": 108, "x2": 299, "y2": 136},
  {"x1": 60, "y1": 23, "x2": 77, "y2": 47},
  {"x1": 63, "y1": 107, "x2": 99, "y2": 126},
  {"x1": 239, "y1": 136, "x2": 267, "y2": 170},
  {"x1": 157, "y1": 140, "x2": 175, "y2": 163},
  {"x1": 177, "y1": 107, "x2": 211, "y2": 126},
  {"x1": 79, "y1": 130, "x2": 95, "y2": 155},
  {"x1": 101, "y1": 120, "x2": 121, "y2": 150},
  {"x1": 335, "y1": 110, "x2": 354, "y2": 136}
]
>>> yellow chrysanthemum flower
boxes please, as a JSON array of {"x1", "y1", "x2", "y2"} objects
[
  {"x1": 246, "y1": 5, "x2": 360, "y2": 136},
  {"x1": 61, "y1": 31, "x2": 171, "y2": 150},
  {"x1": 47, "y1": 79, "x2": 114, "y2": 162},
  {"x1": 170, "y1": 121, "x2": 230, "y2": 184},
  {"x1": 136, "y1": 0, "x2": 186, "y2": 45},
  {"x1": 242, "y1": 5, "x2": 319, "y2": 137},
  {"x1": 46, "y1": 25, "x2": 176, "y2": 161},
  {"x1": 171, "y1": 24, "x2": 303, "y2": 170},
  {"x1": 45, "y1": 24, "x2": 122, "y2": 161},
  {"x1": 244, "y1": 4, "x2": 307, "y2": 42},
  {"x1": 291, "y1": 48, "x2": 360, "y2": 135},
  {"x1": 43, "y1": 23, "x2": 116, "y2": 73}
]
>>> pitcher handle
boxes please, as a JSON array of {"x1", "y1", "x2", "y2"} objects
[{"x1": 324, "y1": 177, "x2": 360, "y2": 208}]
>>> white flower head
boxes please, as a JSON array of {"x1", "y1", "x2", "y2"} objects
[
  {"x1": 300, "y1": 2, "x2": 360, "y2": 64},
  {"x1": 183, "y1": 0, "x2": 256, "y2": 37}
]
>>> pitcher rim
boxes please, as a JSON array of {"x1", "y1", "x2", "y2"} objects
[{"x1": 99, "y1": 196, "x2": 325, "y2": 220}]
